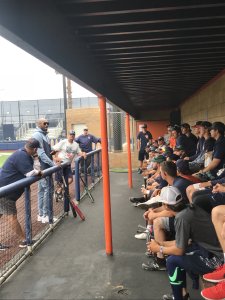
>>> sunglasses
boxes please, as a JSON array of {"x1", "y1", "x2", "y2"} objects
[{"x1": 43, "y1": 122, "x2": 49, "y2": 125}]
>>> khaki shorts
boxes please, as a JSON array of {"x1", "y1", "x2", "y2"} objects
[{"x1": 0, "y1": 197, "x2": 17, "y2": 215}]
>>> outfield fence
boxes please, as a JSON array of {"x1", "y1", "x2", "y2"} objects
[{"x1": 0, "y1": 149, "x2": 102, "y2": 284}]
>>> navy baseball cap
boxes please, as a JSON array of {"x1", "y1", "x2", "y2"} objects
[{"x1": 69, "y1": 130, "x2": 75, "y2": 135}]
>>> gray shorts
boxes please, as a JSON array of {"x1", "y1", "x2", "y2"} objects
[
  {"x1": 0, "y1": 197, "x2": 17, "y2": 215},
  {"x1": 161, "y1": 217, "x2": 170, "y2": 231}
]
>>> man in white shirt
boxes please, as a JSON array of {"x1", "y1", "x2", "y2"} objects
[{"x1": 52, "y1": 130, "x2": 86, "y2": 210}]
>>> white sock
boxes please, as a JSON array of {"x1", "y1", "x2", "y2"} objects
[
  {"x1": 223, "y1": 253, "x2": 225, "y2": 264},
  {"x1": 147, "y1": 224, "x2": 153, "y2": 233}
]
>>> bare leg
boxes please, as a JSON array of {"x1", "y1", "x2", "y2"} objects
[
  {"x1": 212, "y1": 205, "x2": 225, "y2": 252},
  {"x1": 68, "y1": 177, "x2": 73, "y2": 185},
  {"x1": 7, "y1": 214, "x2": 25, "y2": 240},
  {"x1": 186, "y1": 185, "x2": 196, "y2": 203},
  {"x1": 153, "y1": 217, "x2": 166, "y2": 259}
]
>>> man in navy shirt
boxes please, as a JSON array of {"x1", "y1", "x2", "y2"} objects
[
  {"x1": 137, "y1": 124, "x2": 152, "y2": 174},
  {"x1": 75, "y1": 127, "x2": 101, "y2": 153},
  {"x1": 0, "y1": 138, "x2": 41, "y2": 250},
  {"x1": 195, "y1": 122, "x2": 225, "y2": 180}
]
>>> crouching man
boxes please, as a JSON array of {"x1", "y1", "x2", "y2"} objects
[
  {"x1": 0, "y1": 138, "x2": 42, "y2": 249},
  {"x1": 148, "y1": 186, "x2": 223, "y2": 300}
]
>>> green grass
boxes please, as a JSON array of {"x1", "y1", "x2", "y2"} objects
[{"x1": 0, "y1": 152, "x2": 12, "y2": 168}]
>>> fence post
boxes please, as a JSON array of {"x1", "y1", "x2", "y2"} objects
[
  {"x1": 99, "y1": 96, "x2": 113, "y2": 255},
  {"x1": 24, "y1": 187, "x2": 32, "y2": 246},
  {"x1": 75, "y1": 158, "x2": 81, "y2": 201},
  {"x1": 91, "y1": 155, "x2": 95, "y2": 184},
  {"x1": 126, "y1": 113, "x2": 133, "y2": 188},
  {"x1": 96, "y1": 151, "x2": 100, "y2": 178},
  {"x1": 84, "y1": 158, "x2": 88, "y2": 186}
]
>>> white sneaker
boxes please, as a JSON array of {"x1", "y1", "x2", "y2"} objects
[
  {"x1": 42, "y1": 216, "x2": 57, "y2": 223},
  {"x1": 136, "y1": 195, "x2": 161, "y2": 207},
  {"x1": 134, "y1": 232, "x2": 147, "y2": 240},
  {"x1": 37, "y1": 215, "x2": 42, "y2": 222},
  {"x1": 41, "y1": 216, "x2": 49, "y2": 223}
]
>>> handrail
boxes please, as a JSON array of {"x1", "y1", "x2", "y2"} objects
[{"x1": 0, "y1": 150, "x2": 102, "y2": 283}]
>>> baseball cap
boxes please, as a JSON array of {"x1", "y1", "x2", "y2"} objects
[
  {"x1": 199, "y1": 121, "x2": 212, "y2": 129},
  {"x1": 163, "y1": 146, "x2": 173, "y2": 157},
  {"x1": 157, "y1": 186, "x2": 183, "y2": 205},
  {"x1": 149, "y1": 146, "x2": 157, "y2": 153},
  {"x1": 210, "y1": 122, "x2": 225, "y2": 132},
  {"x1": 69, "y1": 130, "x2": 75, "y2": 135},
  {"x1": 26, "y1": 138, "x2": 40, "y2": 149},
  {"x1": 141, "y1": 124, "x2": 147, "y2": 128},
  {"x1": 151, "y1": 155, "x2": 166, "y2": 163},
  {"x1": 174, "y1": 145, "x2": 185, "y2": 151},
  {"x1": 192, "y1": 121, "x2": 203, "y2": 128},
  {"x1": 158, "y1": 136, "x2": 164, "y2": 141},
  {"x1": 181, "y1": 123, "x2": 190, "y2": 129},
  {"x1": 176, "y1": 159, "x2": 190, "y2": 175}
]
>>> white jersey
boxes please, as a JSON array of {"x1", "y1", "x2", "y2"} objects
[{"x1": 52, "y1": 139, "x2": 81, "y2": 162}]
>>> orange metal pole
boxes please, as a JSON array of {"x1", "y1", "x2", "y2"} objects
[
  {"x1": 99, "y1": 96, "x2": 113, "y2": 255},
  {"x1": 126, "y1": 113, "x2": 133, "y2": 188}
]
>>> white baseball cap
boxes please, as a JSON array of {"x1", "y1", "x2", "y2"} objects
[{"x1": 157, "y1": 186, "x2": 183, "y2": 205}]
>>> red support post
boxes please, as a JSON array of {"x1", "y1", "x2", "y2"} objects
[
  {"x1": 126, "y1": 113, "x2": 133, "y2": 188},
  {"x1": 99, "y1": 96, "x2": 113, "y2": 255}
]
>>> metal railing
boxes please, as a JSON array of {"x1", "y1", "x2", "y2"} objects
[
  {"x1": 74, "y1": 149, "x2": 102, "y2": 202},
  {"x1": 0, "y1": 149, "x2": 102, "y2": 284}
]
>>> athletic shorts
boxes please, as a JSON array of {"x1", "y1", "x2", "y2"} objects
[
  {"x1": 0, "y1": 197, "x2": 17, "y2": 215},
  {"x1": 161, "y1": 216, "x2": 176, "y2": 239},
  {"x1": 55, "y1": 166, "x2": 73, "y2": 183},
  {"x1": 138, "y1": 150, "x2": 149, "y2": 161}
]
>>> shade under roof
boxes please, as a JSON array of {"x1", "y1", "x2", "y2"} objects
[{"x1": 0, "y1": 0, "x2": 225, "y2": 119}]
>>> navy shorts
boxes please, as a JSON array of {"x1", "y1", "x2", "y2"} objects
[
  {"x1": 138, "y1": 150, "x2": 149, "y2": 161},
  {"x1": 55, "y1": 166, "x2": 73, "y2": 183}
]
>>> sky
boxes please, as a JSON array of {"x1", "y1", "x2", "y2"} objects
[{"x1": 0, "y1": 36, "x2": 95, "y2": 101}]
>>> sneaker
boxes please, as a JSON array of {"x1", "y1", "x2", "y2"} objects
[
  {"x1": 135, "y1": 232, "x2": 147, "y2": 240},
  {"x1": 162, "y1": 293, "x2": 190, "y2": 300},
  {"x1": 203, "y1": 264, "x2": 225, "y2": 283},
  {"x1": 55, "y1": 190, "x2": 64, "y2": 202},
  {"x1": 42, "y1": 216, "x2": 57, "y2": 223},
  {"x1": 0, "y1": 243, "x2": 10, "y2": 251},
  {"x1": 201, "y1": 281, "x2": 225, "y2": 300},
  {"x1": 37, "y1": 215, "x2": 42, "y2": 222},
  {"x1": 145, "y1": 251, "x2": 154, "y2": 257},
  {"x1": 129, "y1": 197, "x2": 146, "y2": 204},
  {"x1": 19, "y1": 239, "x2": 36, "y2": 248},
  {"x1": 142, "y1": 257, "x2": 166, "y2": 271},
  {"x1": 136, "y1": 195, "x2": 162, "y2": 209},
  {"x1": 137, "y1": 168, "x2": 142, "y2": 174}
]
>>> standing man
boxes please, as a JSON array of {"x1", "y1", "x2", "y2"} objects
[
  {"x1": 137, "y1": 124, "x2": 152, "y2": 174},
  {"x1": 32, "y1": 118, "x2": 55, "y2": 224},
  {"x1": 75, "y1": 126, "x2": 101, "y2": 153},
  {"x1": 52, "y1": 130, "x2": 86, "y2": 211},
  {"x1": 0, "y1": 138, "x2": 42, "y2": 249}
]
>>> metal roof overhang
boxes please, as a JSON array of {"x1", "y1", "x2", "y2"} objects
[{"x1": 0, "y1": 0, "x2": 225, "y2": 120}]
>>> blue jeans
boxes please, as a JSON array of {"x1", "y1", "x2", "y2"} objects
[{"x1": 38, "y1": 176, "x2": 54, "y2": 221}]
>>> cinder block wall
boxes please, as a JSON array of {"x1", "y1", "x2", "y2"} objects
[
  {"x1": 66, "y1": 108, "x2": 101, "y2": 136},
  {"x1": 66, "y1": 108, "x2": 139, "y2": 168},
  {"x1": 180, "y1": 71, "x2": 225, "y2": 124}
]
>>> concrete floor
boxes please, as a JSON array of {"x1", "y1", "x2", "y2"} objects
[{"x1": 0, "y1": 172, "x2": 201, "y2": 300}]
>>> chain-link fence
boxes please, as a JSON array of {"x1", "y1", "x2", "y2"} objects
[
  {"x1": 0, "y1": 177, "x2": 64, "y2": 282},
  {"x1": 0, "y1": 150, "x2": 102, "y2": 283}
]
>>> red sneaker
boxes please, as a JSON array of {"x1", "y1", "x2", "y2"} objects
[
  {"x1": 203, "y1": 264, "x2": 225, "y2": 283},
  {"x1": 201, "y1": 281, "x2": 225, "y2": 300}
]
